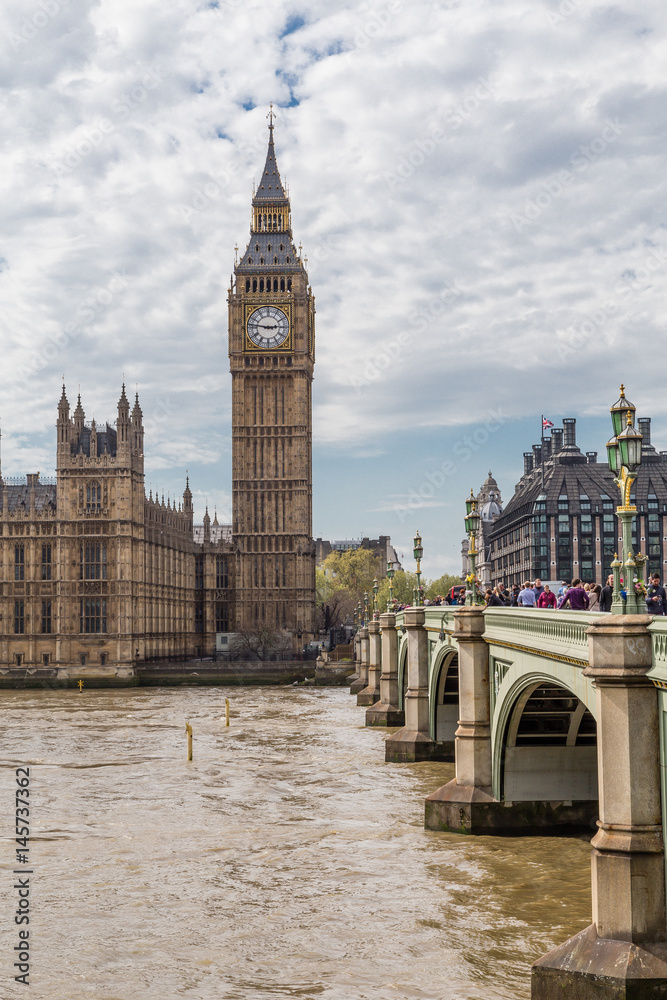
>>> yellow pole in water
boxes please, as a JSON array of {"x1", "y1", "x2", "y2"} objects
[
  {"x1": 185, "y1": 721, "x2": 193, "y2": 760},
  {"x1": 225, "y1": 699, "x2": 230, "y2": 727},
  {"x1": 78, "y1": 679, "x2": 84, "y2": 692}
]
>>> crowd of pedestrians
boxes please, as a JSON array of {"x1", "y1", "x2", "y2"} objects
[
  {"x1": 386, "y1": 574, "x2": 667, "y2": 615},
  {"x1": 477, "y1": 574, "x2": 667, "y2": 614}
]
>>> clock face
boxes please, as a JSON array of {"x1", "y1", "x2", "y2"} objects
[{"x1": 247, "y1": 306, "x2": 289, "y2": 349}]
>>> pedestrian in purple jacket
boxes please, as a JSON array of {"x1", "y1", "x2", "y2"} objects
[{"x1": 560, "y1": 578, "x2": 589, "y2": 610}]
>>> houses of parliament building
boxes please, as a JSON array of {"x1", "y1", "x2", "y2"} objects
[{"x1": 0, "y1": 119, "x2": 316, "y2": 677}]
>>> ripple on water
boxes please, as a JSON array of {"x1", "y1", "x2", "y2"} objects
[{"x1": 0, "y1": 686, "x2": 590, "y2": 1000}]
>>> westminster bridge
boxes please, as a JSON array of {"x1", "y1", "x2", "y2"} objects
[{"x1": 348, "y1": 606, "x2": 667, "y2": 998}]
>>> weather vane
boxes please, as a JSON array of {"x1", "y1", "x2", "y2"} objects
[{"x1": 267, "y1": 103, "x2": 276, "y2": 130}]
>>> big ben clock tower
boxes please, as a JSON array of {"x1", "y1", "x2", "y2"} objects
[{"x1": 228, "y1": 109, "x2": 316, "y2": 642}]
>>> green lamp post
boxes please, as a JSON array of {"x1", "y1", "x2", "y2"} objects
[
  {"x1": 413, "y1": 531, "x2": 424, "y2": 606},
  {"x1": 356, "y1": 601, "x2": 362, "y2": 631},
  {"x1": 386, "y1": 560, "x2": 395, "y2": 611},
  {"x1": 372, "y1": 578, "x2": 379, "y2": 619},
  {"x1": 606, "y1": 385, "x2": 643, "y2": 613},
  {"x1": 363, "y1": 592, "x2": 369, "y2": 627},
  {"x1": 464, "y1": 488, "x2": 482, "y2": 606}
]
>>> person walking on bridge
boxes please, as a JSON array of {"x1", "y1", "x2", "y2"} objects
[
  {"x1": 559, "y1": 578, "x2": 589, "y2": 610},
  {"x1": 518, "y1": 582, "x2": 537, "y2": 607},
  {"x1": 599, "y1": 574, "x2": 613, "y2": 612},
  {"x1": 646, "y1": 574, "x2": 667, "y2": 615},
  {"x1": 537, "y1": 584, "x2": 557, "y2": 608}
]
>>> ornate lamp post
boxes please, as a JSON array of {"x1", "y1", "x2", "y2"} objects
[
  {"x1": 413, "y1": 531, "x2": 424, "y2": 606},
  {"x1": 464, "y1": 488, "x2": 482, "y2": 606},
  {"x1": 606, "y1": 385, "x2": 643, "y2": 614},
  {"x1": 363, "y1": 592, "x2": 369, "y2": 626},
  {"x1": 386, "y1": 560, "x2": 395, "y2": 611},
  {"x1": 356, "y1": 601, "x2": 362, "y2": 631},
  {"x1": 372, "y1": 578, "x2": 379, "y2": 619}
]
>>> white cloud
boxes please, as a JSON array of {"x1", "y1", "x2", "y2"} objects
[{"x1": 1, "y1": 0, "x2": 666, "y2": 572}]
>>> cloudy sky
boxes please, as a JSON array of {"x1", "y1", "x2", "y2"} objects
[{"x1": 2, "y1": 0, "x2": 667, "y2": 577}]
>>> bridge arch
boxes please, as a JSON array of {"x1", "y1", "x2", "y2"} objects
[
  {"x1": 493, "y1": 672, "x2": 598, "y2": 805},
  {"x1": 428, "y1": 647, "x2": 459, "y2": 743}
]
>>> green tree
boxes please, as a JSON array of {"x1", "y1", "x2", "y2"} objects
[
  {"x1": 424, "y1": 574, "x2": 462, "y2": 600},
  {"x1": 316, "y1": 548, "x2": 384, "y2": 628}
]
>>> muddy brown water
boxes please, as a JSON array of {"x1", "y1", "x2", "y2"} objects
[{"x1": 0, "y1": 686, "x2": 591, "y2": 999}]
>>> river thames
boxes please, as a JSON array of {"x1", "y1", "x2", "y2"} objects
[{"x1": 1, "y1": 686, "x2": 591, "y2": 999}]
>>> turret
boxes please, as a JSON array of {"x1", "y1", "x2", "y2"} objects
[
  {"x1": 117, "y1": 383, "x2": 131, "y2": 457},
  {"x1": 203, "y1": 505, "x2": 211, "y2": 543},
  {"x1": 90, "y1": 419, "x2": 97, "y2": 459},
  {"x1": 132, "y1": 392, "x2": 144, "y2": 455}
]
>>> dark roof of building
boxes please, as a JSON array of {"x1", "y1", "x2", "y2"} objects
[
  {"x1": 253, "y1": 129, "x2": 288, "y2": 203},
  {"x1": 2, "y1": 483, "x2": 57, "y2": 513},
  {"x1": 70, "y1": 424, "x2": 117, "y2": 457},
  {"x1": 491, "y1": 459, "x2": 667, "y2": 536},
  {"x1": 236, "y1": 231, "x2": 302, "y2": 275}
]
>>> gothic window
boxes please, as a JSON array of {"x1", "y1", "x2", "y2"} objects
[
  {"x1": 80, "y1": 598, "x2": 106, "y2": 634},
  {"x1": 86, "y1": 482, "x2": 101, "y2": 510},
  {"x1": 285, "y1": 256, "x2": 290, "y2": 263},
  {"x1": 215, "y1": 603, "x2": 229, "y2": 632},
  {"x1": 245, "y1": 279, "x2": 250, "y2": 292},
  {"x1": 260, "y1": 279, "x2": 264, "y2": 292},
  {"x1": 273, "y1": 278, "x2": 278, "y2": 291},
  {"x1": 195, "y1": 556, "x2": 203, "y2": 589},
  {"x1": 216, "y1": 556, "x2": 228, "y2": 589},
  {"x1": 267, "y1": 244, "x2": 271, "y2": 252},
  {"x1": 14, "y1": 600, "x2": 24, "y2": 634},
  {"x1": 274, "y1": 256, "x2": 278, "y2": 265},
  {"x1": 80, "y1": 543, "x2": 107, "y2": 580},
  {"x1": 255, "y1": 243, "x2": 260, "y2": 252},
  {"x1": 42, "y1": 543, "x2": 52, "y2": 580},
  {"x1": 287, "y1": 278, "x2": 292, "y2": 291},
  {"x1": 41, "y1": 599, "x2": 52, "y2": 634},
  {"x1": 260, "y1": 257, "x2": 265, "y2": 265},
  {"x1": 247, "y1": 257, "x2": 252, "y2": 264},
  {"x1": 280, "y1": 278, "x2": 285, "y2": 291},
  {"x1": 194, "y1": 604, "x2": 204, "y2": 633},
  {"x1": 14, "y1": 544, "x2": 24, "y2": 581},
  {"x1": 252, "y1": 278, "x2": 257, "y2": 292},
  {"x1": 279, "y1": 244, "x2": 284, "y2": 251}
]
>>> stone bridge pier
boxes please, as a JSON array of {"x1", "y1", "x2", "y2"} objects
[
  {"x1": 357, "y1": 619, "x2": 381, "y2": 706},
  {"x1": 349, "y1": 626, "x2": 369, "y2": 696},
  {"x1": 366, "y1": 612, "x2": 404, "y2": 727},
  {"x1": 533, "y1": 616, "x2": 667, "y2": 998}
]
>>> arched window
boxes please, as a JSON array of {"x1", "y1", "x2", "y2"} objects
[
  {"x1": 259, "y1": 279, "x2": 264, "y2": 292},
  {"x1": 287, "y1": 278, "x2": 292, "y2": 291},
  {"x1": 274, "y1": 256, "x2": 278, "y2": 265},
  {"x1": 267, "y1": 244, "x2": 271, "y2": 252},
  {"x1": 252, "y1": 278, "x2": 257, "y2": 292},
  {"x1": 245, "y1": 279, "x2": 250, "y2": 292},
  {"x1": 260, "y1": 257, "x2": 265, "y2": 265},
  {"x1": 247, "y1": 257, "x2": 252, "y2": 264},
  {"x1": 279, "y1": 244, "x2": 284, "y2": 252},
  {"x1": 86, "y1": 482, "x2": 101, "y2": 510},
  {"x1": 280, "y1": 278, "x2": 285, "y2": 291},
  {"x1": 255, "y1": 243, "x2": 260, "y2": 252},
  {"x1": 273, "y1": 278, "x2": 278, "y2": 291}
]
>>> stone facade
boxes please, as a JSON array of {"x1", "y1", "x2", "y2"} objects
[
  {"x1": 229, "y1": 119, "x2": 316, "y2": 638},
  {"x1": 1, "y1": 123, "x2": 315, "y2": 674},
  {"x1": 1, "y1": 385, "x2": 235, "y2": 674}
]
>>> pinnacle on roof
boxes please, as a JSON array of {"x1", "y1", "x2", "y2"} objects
[{"x1": 253, "y1": 105, "x2": 288, "y2": 204}]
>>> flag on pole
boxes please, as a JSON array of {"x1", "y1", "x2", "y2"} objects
[{"x1": 542, "y1": 417, "x2": 554, "y2": 429}]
